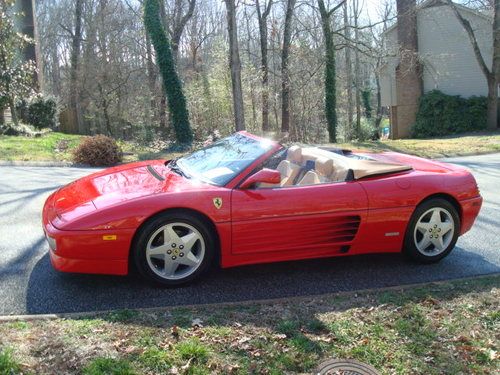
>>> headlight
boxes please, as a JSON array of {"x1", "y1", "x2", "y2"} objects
[{"x1": 45, "y1": 233, "x2": 57, "y2": 252}]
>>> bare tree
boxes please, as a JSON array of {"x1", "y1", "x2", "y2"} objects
[
  {"x1": 352, "y1": 0, "x2": 361, "y2": 136},
  {"x1": 18, "y1": 0, "x2": 41, "y2": 89},
  {"x1": 69, "y1": 0, "x2": 84, "y2": 134},
  {"x1": 224, "y1": 0, "x2": 245, "y2": 131},
  {"x1": 446, "y1": 0, "x2": 498, "y2": 129},
  {"x1": 281, "y1": 0, "x2": 296, "y2": 134},
  {"x1": 170, "y1": 0, "x2": 196, "y2": 60},
  {"x1": 343, "y1": 1, "x2": 353, "y2": 139},
  {"x1": 255, "y1": 0, "x2": 273, "y2": 132}
]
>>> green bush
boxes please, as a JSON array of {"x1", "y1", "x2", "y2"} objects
[
  {"x1": 72, "y1": 135, "x2": 123, "y2": 166},
  {"x1": 356, "y1": 118, "x2": 377, "y2": 141},
  {"x1": 412, "y1": 90, "x2": 487, "y2": 138},
  {"x1": 16, "y1": 95, "x2": 58, "y2": 129}
]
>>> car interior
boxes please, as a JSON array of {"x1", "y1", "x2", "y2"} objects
[{"x1": 259, "y1": 145, "x2": 412, "y2": 188}]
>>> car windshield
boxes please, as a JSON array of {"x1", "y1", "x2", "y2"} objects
[{"x1": 176, "y1": 133, "x2": 274, "y2": 186}]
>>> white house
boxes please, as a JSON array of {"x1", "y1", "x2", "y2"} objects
[{"x1": 380, "y1": 0, "x2": 494, "y2": 138}]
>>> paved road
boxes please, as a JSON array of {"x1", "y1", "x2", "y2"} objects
[{"x1": 0, "y1": 154, "x2": 499, "y2": 315}]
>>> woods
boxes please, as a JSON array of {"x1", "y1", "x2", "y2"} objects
[
  {"x1": 3, "y1": 0, "x2": 498, "y2": 145},
  {"x1": 28, "y1": 0, "x2": 399, "y2": 144}
]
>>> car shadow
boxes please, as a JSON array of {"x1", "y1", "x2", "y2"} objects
[{"x1": 25, "y1": 245, "x2": 500, "y2": 315}]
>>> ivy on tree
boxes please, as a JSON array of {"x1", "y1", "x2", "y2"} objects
[
  {"x1": 318, "y1": 0, "x2": 344, "y2": 143},
  {"x1": 144, "y1": 0, "x2": 192, "y2": 146}
]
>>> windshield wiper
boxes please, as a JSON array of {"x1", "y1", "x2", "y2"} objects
[{"x1": 168, "y1": 158, "x2": 190, "y2": 179}]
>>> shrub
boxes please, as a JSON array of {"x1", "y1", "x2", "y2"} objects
[
  {"x1": 412, "y1": 90, "x2": 487, "y2": 138},
  {"x1": 16, "y1": 94, "x2": 58, "y2": 129},
  {"x1": 355, "y1": 118, "x2": 378, "y2": 141},
  {"x1": 72, "y1": 135, "x2": 122, "y2": 166}
]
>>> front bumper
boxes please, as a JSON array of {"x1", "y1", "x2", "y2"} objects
[{"x1": 42, "y1": 194, "x2": 133, "y2": 276}]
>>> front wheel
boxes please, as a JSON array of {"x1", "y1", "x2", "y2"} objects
[
  {"x1": 403, "y1": 198, "x2": 460, "y2": 263},
  {"x1": 133, "y1": 212, "x2": 215, "y2": 286}
]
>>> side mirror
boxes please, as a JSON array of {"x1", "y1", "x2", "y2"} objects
[{"x1": 240, "y1": 168, "x2": 281, "y2": 189}]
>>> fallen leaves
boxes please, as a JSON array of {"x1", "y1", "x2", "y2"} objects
[
  {"x1": 0, "y1": 279, "x2": 498, "y2": 375},
  {"x1": 171, "y1": 325, "x2": 180, "y2": 339}
]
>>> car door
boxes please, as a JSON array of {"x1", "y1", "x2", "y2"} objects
[{"x1": 230, "y1": 181, "x2": 368, "y2": 260}]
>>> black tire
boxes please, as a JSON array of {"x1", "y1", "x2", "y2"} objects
[
  {"x1": 403, "y1": 198, "x2": 460, "y2": 264},
  {"x1": 133, "y1": 211, "x2": 216, "y2": 286}
]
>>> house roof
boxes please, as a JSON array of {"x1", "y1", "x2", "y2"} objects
[{"x1": 383, "y1": 0, "x2": 493, "y2": 35}]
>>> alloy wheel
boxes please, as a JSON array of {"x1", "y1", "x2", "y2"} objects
[
  {"x1": 146, "y1": 222, "x2": 205, "y2": 280},
  {"x1": 413, "y1": 207, "x2": 455, "y2": 256}
]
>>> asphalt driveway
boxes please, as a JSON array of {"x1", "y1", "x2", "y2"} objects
[{"x1": 0, "y1": 153, "x2": 499, "y2": 315}]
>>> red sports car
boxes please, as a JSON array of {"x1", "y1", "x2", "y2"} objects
[{"x1": 42, "y1": 132, "x2": 482, "y2": 285}]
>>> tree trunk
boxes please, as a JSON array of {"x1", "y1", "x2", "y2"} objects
[
  {"x1": 318, "y1": 0, "x2": 343, "y2": 143},
  {"x1": 8, "y1": 97, "x2": 18, "y2": 126},
  {"x1": 487, "y1": 77, "x2": 498, "y2": 130},
  {"x1": 353, "y1": 0, "x2": 361, "y2": 137},
  {"x1": 144, "y1": 0, "x2": 193, "y2": 145},
  {"x1": 171, "y1": 0, "x2": 196, "y2": 63},
  {"x1": 374, "y1": 67, "x2": 382, "y2": 139},
  {"x1": 494, "y1": 0, "x2": 500, "y2": 85},
  {"x1": 256, "y1": 0, "x2": 273, "y2": 133},
  {"x1": 281, "y1": 0, "x2": 296, "y2": 134},
  {"x1": 224, "y1": 0, "x2": 245, "y2": 131},
  {"x1": 50, "y1": 47, "x2": 61, "y2": 97},
  {"x1": 69, "y1": 0, "x2": 84, "y2": 134},
  {"x1": 158, "y1": 0, "x2": 169, "y2": 131},
  {"x1": 343, "y1": 1, "x2": 353, "y2": 140},
  {"x1": 19, "y1": 0, "x2": 40, "y2": 90},
  {"x1": 145, "y1": 32, "x2": 157, "y2": 123},
  {"x1": 493, "y1": 0, "x2": 499, "y2": 128}
]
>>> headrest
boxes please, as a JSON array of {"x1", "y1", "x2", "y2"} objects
[
  {"x1": 300, "y1": 148, "x2": 319, "y2": 164},
  {"x1": 315, "y1": 157, "x2": 334, "y2": 176},
  {"x1": 287, "y1": 146, "x2": 302, "y2": 164}
]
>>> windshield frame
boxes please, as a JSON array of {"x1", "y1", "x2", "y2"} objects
[{"x1": 173, "y1": 132, "x2": 281, "y2": 188}]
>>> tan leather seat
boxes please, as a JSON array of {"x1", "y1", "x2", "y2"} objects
[
  {"x1": 280, "y1": 146, "x2": 302, "y2": 186},
  {"x1": 259, "y1": 146, "x2": 303, "y2": 187},
  {"x1": 316, "y1": 157, "x2": 334, "y2": 182},
  {"x1": 297, "y1": 170, "x2": 320, "y2": 185},
  {"x1": 297, "y1": 157, "x2": 333, "y2": 185}
]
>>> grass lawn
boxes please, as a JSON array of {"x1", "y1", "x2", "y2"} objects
[
  {"x1": 0, "y1": 132, "x2": 82, "y2": 162},
  {"x1": 0, "y1": 275, "x2": 498, "y2": 374},
  {"x1": 0, "y1": 132, "x2": 164, "y2": 163},
  {"x1": 335, "y1": 131, "x2": 500, "y2": 159},
  {"x1": 1, "y1": 131, "x2": 500, "y2": 164}
]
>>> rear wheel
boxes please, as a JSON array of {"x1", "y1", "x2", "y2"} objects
[
  {"x1": 133, "y1": 212, "x2": 215, "y2": 286},
  {"x1": 404, "y1": 198, "x2": 460, "y2": 263}
]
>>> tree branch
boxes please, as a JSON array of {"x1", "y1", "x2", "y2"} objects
[{"x1": 445, "y1": 0, "x2": 492, "y2": 79}]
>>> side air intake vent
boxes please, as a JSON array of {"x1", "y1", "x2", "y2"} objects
[{"x1": 328, "y1": 215, "x2": 361, "y2": 244}]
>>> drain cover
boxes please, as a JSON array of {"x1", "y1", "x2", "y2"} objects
[{"x1": 314, "y1": 359, "x2": 379, "y2": 375}]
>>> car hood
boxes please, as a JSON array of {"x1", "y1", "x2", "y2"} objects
[{"x1": 47, "y1": 160, "x2": 205, "y2": 227}]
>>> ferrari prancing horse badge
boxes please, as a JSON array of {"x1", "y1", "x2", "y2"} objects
[{"x1": 213, "y1": 197, "x2": 223, "y2": 209}]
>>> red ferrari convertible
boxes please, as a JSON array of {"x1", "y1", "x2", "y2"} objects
[{"x1": 42, "y1": 132, "x2": 482, "y2": 285}]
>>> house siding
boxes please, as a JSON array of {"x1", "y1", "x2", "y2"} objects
[
  {"x1": 418, "y1": 5, "x2": 492, "y2": 97},
  {"x1": 380, "y1": 4, "x2": 493, "y2": 105},
  {"x1": 380, "y1": 28, "x2": 399, "y2": 107}
]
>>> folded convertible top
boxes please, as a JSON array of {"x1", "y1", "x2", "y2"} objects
[{"x1": 347, "y1": 159, "x2": 412, "y2": 180}]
